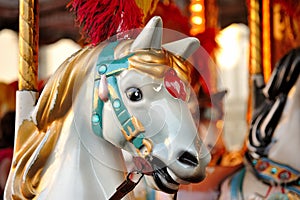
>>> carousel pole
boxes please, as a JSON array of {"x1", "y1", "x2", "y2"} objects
[
  {"x1": 16, "y1": 0, "x2": 39, "y2": 132},
  {"x1": 262, "y1": 0, "x2": 271, "y2": 83},
  {"x1": 247, "y1": 0, "x2": 264, "y2": 123}
]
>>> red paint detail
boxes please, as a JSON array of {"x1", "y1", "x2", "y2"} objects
[
  {"x1": 133, "y1": 157, "x2": 153, "y2": 175},
  {"x1": 278, "y1": 170, "x2": 291, "y2": 180},
  {"x1": 265, "y1": 186, "x2": 272, "y2": 198},
  {"x1": 164, "y1": 69, "x2": 187, "y2": 101},
  {"x1": 256, "y1": 161, "x2": 269, "y2": 172}
]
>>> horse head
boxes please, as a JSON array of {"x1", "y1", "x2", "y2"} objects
[
  {"x1": 93, "y1": 16, "x2": 211, "y2": 194},
  {"x1": 247, "y1": 48, "x2": 300, "y2": 195},
  {"x1": 248, "y1": 48, "x2": 300, "y2": 172},
  {"x1": 5, "y1": 16, "x2": 211, "y2": 199},
  {"x1": 218, "y1": 48, "x2": 300, "y2": 200}
]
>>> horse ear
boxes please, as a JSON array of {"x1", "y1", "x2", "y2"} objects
[
  {"x1": 130, "y1": 16, "x2": 163, "y2": 51},
  {"x1": 162, "y1": 37, "x2": 200, "y2": 60}
]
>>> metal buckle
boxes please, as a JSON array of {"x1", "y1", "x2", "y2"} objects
[
  {"x1": 121, "y1": 116, "x2": 153, "y2": 157},
  {"x1": 121, "y1": 116, "x2": 144, "y2": 141}
]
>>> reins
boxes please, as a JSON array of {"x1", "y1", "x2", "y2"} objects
[
  {"x1": 109, "y1": 171, "x2": 144, "y2": 200},
  {"x1": 109, "y1": 171, "x2": 179, "y2": 200}
]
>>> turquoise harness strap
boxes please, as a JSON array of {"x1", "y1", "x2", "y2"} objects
[
  {"x1": 92, "y1": 42, "x2": 118, "y2": 137},
  {"x1": 246, "y1": 153, "x2": 300, "y2": 196},
  {"x1": 92, "y1": 41, "x2": 119, "y2": 137},
  {"x1": 92, "y1": 41, "x2": 152, "y2": 156},
  {"x1": 106, "y1": 75, "x2": 147, "y2": 149},
  {"x1": 230, "y1": 167, "x2": 246, "y2": 200}
]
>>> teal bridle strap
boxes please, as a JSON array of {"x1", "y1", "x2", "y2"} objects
[
  {"x1": 92, "y1": 41, "x2": 119, "y2": 137},
  {"x1": 230, "y1": 167, "x2": 246, "y2": 200},
  {"x1": 92, "y1": 41, "x2": 152, "y2": 156}
]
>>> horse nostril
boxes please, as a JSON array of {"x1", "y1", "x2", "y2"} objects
[{"x1": 177, "y1": 151, "x2": 198, "y2": 167}]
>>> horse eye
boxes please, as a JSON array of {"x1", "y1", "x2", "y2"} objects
[{"x1": 126, "y1": 87, "x2": 143, "y2": 101}]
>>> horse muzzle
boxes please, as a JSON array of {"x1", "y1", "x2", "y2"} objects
[
  {"x1": 144, "y1": 152, "x2": 211, "y2": 194},
  {"x1": 170, "y1": 150, "x2": 211, "y2": 183}
]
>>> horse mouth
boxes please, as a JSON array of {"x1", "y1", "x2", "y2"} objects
[
  {"x1": 142, "y1": 155, "x2": 207, "y2": 194},
  {"x1": 146, "y1": 157, "x2": 180, "y2": 194},
  {"x1": 152, "y1": 165, "x2": 180, "y2": 194}
]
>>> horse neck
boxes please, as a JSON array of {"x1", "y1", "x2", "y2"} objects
[
  {"x1": 39, "y1": 113, "x2": 128, "y2": 199},
  {"x1": 268, "y1": 77, "x2": 300, "y2": 171},
  {"x1": 39, "y1": 52, "x2": 129, "y2": 199}
]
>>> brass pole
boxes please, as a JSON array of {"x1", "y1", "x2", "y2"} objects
[
  {"x1": 247, "y1": 0, "x2": 263, "y2": 123},
  {"x1": 18, "y1": 0, "x2": 39, "y2": 92},
  {"x1": 262, "y1": 0, "x2": 271, "y2": 82},
  {"x1": 249, "y1": 0, "x2": 261, "y2": 75}
]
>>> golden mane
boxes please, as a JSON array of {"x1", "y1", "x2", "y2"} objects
[
  {"x1": 6, "y1": 45, "x2": 101, "y2": 199},
  {"x1": 115, "y1": 40, "x2": 192, "y2": 83},
  {"x1": 6, "y1": 40, "x2": 192, "y2": 199}
]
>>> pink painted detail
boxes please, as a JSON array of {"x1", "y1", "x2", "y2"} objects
[
  {"x1": 99, "y1": 74, "x2": 109, "y2": 102},
  {"x1": 133, "y1": 157, "x2": 153, "y2": 175},
  {"x1": 164, "y1": 69, "x2": 187, "y2": 101}
]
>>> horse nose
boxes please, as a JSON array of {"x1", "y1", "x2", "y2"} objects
[{"x1": 177, "y1": 151, "x2": 198, "y2": 167}]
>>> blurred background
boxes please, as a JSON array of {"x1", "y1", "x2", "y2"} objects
[
  {"x1": 0, "y1": 0, "x2": 251, "y2": 151},
  {"x1": 0, "y1": 0, "x2": 299, "y2": 199}
]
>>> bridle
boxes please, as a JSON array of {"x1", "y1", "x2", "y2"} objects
[
  {"x1": 92, "y1": 41, "x2": 152, "y2": 157},
  {"x1": 91, "y1": 41, "x2": 154, "y2": 199},
  {"x1": 91, "y1": 40, "x2": 184, "y2": 199}
]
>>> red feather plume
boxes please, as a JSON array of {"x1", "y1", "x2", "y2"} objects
[{"x1": 68, "y1": 0, "x2": 144, "y2": 45}]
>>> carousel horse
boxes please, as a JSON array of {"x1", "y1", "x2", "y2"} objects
[
  {"x1": 219, "y1": 48, "x2": 300, "y2": 200},
  {"x1": 4, "y1": 16, "x2": 211, "y2": 199}
]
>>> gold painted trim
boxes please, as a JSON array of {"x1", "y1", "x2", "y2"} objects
[
  {"x1": 121, "y1": 116, "x2": 145, "y2": 141},
  {"x1": 135, "y1": 138, "x2": 153, "y2": 158}
]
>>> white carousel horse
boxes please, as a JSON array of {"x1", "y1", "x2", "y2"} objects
[
  {"x1": 4, "y1": 16, "x2": 211, "y2": 199},
  {"x1": 219, "y1": 48, "x2": 300, "y2": 200}
]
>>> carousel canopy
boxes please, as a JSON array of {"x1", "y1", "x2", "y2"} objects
[
  {"x1": 0, "y1": 0, "x2": 247, "y2": 45},
  {"x1": 0, "y1": 0, "x2": 80, "y2": 45}
]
